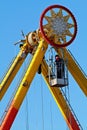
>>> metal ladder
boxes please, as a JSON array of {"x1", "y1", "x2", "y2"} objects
[{"x1": 60, "y1": 88, "x2": 83, "y2": 130}]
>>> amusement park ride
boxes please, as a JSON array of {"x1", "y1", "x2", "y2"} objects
[{"x1": 0, "y1": 4, "x2": 87, "y2": 130}]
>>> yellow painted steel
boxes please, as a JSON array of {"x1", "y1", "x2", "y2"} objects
[
  {"x1": 41, "y1": 59, "x2": 79, "y2": 129},
  {"x1": 55, "y1": 48, "x2": 87, "y2": 96},
  {"x1": 41, "y1": 60, "x2": 70, "y2": 116},
  {"x1": 13, "y1": 40, "x2": 48, "y2": 109},
  {"x1": 0, "y1": 49, "x2": 28, "y2": 100}
]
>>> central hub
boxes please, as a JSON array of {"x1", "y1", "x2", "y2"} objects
[{"x1": 51, "y1": 17, "x2": 68, "y2": 35}]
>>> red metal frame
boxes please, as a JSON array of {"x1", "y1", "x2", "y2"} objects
[{"x1": 40, "y1": 5, "x2": 77, "y2": 47}]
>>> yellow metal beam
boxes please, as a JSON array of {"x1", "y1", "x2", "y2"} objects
[
  {"x1": 0, "y1": 50, "x2": 28, "y2": 100},
  {"x1": 0, "y1": 40, "x2": 48, "y2": 130},
  {"x1": 55, "y1": 48, "x2": 87, "y2": 96},
  {"x1": 0, "y1": 40, "x2": 34, "y2": 100},
  {"x1": 12, "y1": 39, "x2": 48, "y2": 109},
  {"x1": 41, "y1": 59, "x2": 80, "y2": 130}
]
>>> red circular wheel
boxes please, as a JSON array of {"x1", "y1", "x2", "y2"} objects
[{"x1": 40, "y1": 5, "x2": 77, "y2": 47}]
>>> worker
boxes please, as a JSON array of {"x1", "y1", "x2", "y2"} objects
[{"x1": 55, "y1": 54, "x2": 64, "y2": 78}]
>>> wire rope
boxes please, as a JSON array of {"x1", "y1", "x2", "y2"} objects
[
  {"x1": 61, "y1": 48, "x2": 71, "y2": 130},
  {"x1": 50, "y1": 101, "x2": 53, "y2": 130},
  {"x1": 23, "y1": 61, "x2": 29, "y2": 130},
  {"x1": 40, "y1": 75, "x2": 44, "y2": 130},
  {"x1": 67, "y1": 85, "x2": 72, "y2": 130},
  {"x1": 25, "y1": 93, "x2": 29, "y2": 130},
  {"x1": 63, "y1": 84, "x2": 71, "y2": 130}
]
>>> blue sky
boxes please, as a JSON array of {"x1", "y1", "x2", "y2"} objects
[{"x1": 0, "y1": 0, "x2": 87, "y2": 130}]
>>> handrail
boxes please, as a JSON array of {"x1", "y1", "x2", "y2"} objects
[
  {"x1": 68, "y1": 49, "x2": 87, "y2": 78},
  {"x1": 60, "y1": 88, "x2": 83, "y2": 130}
]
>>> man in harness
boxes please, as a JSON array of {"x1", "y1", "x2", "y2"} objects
[{"x1": 55, "y1": 55, "x2": 64, "y2": 78}]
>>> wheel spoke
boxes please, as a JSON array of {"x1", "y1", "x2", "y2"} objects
[
  {"x1": 44, "y1": 24, "x2": 50, "y2": 30},
  {"x1": 50, "y1": 9, "x2": 56, "y2": 17},
  {"x1": 67, "y1": 23, "x2": 74, "y2": 28},
  {"x1": 65, "y1": 30, "x2": 73, "y2": 37},
  {"x1": 64, "y1": 15, "x2": 70, "y2": 22},
  {"x1": 57, "y1": 9, "x2": 63, "y2": 18},
  {"x1": 61, "y1": 35, "x2": 66, "y2": 43},
  {"x1": 44, "y1": 16, "x2": 51, "y2": 23}
]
